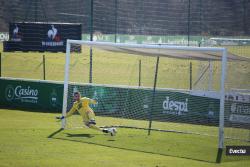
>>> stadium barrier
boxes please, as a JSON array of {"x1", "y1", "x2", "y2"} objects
[
  {"x1": 1, "y1": 77, "x2": 249, "y2": 127},
  {"x1": 0, "y1": 77, "x2": 63, "y2": 112},
  {"x1": 0, "y1": 77, "x2": 222, "y2": 126},
  {"x1": 82, "y1": 34, "x2": 204, "y2": 46}
]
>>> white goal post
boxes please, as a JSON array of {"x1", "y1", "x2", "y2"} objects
[{"x1": 62, "y1": 39, "x2": 230, "y2": 162}]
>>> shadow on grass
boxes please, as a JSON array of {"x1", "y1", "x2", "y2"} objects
[
  {"x1": 47, "y1": 129, "x2": 250, "y2": 164},
  {"x1": 47, "y1": 128, "x2": 216, "y2": 164},
  {"x1": 47, "y1": 128, "x2": 64, "y2": 138},
  {"x1": 65, "y1": 133, "x2": 94, "y2": 138}
]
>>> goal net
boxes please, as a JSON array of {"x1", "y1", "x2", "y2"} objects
[
  {"x1": 62, "y1": 40, "x2": 250, "y2": 162},
  {"x1": 209, "y1": 38, "x2": 250, "y2": 157}
]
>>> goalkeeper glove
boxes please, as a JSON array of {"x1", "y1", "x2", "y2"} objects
[{"x1": 56, "y1": 116, "x2": 65, "y2": 120}]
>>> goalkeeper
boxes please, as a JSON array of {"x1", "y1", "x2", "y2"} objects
[{"x1": 57, "y1": 91, "x2": 116, "y2": 136}]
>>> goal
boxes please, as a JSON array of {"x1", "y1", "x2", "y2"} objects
[{"x1": 62, "y1": 40, "x2": 250, "y2": 163}]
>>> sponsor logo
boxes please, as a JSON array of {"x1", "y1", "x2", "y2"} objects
[
  {"x1": 226, "y1": 146, "x2": 250, "y2": 156},
  {"x1": 11, "y1": 24, "x2": 22, "y2": 42},
  {"x1": 163, "y1": 96, "x2": 188, "y2": 115},
  {"x1": 5, "y1": 85, "x2": 15, "y2": 101},
  {"x1": 42, "y1": 25, "x2": 63, "y2": 46},
  {"x1": 5, "y1": 85, "x2": 39, "y2": 103},
  {"x1": 226, "y1": 93, "x2": 250, "y2": 103},
  {"x1": 143, "y1": 96, "x2": 150, "y2": 112},
  {"x1": 229, "y1": 102, "x2": 250, "y2": 124},
  {"x1": 0, "y1": 32, "x2": 9, "y2": 41},
  {"x1": 41, "y1": 41, "x2": 64, "y2": 46},
  {"x1": 219, "y1": 41, "x2": 238, "y2": 46},
  {"x1": 50, "y1": 89, "x2": 58, "y2": 107},
  {"x1": 229, "y1": 114, "x2": 250, "y2": 124},
  {"x1": 231, "y1": 103, "x2": 250, "y2": 115},
  {"x1": 91, "y1": 91, "x2": 98, "y2": 108},
  {"x1": 207, "y1": 110, "x2": 214, "y2": 118}
]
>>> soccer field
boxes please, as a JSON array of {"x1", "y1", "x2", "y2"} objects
[
  {"x1": 0, "y1": 43, "x2": 250, "y2": 166},
  {"x1": 1, "y1": 0, "x2": 250, "y2": 166},
  {"x1": 0, "y1": 108, "x2": 249, "y2": 167}
]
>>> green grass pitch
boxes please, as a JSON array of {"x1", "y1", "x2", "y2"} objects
[
  {"x1": 0, "y1": 108, "x2": 249, "y2": 167},
  {"x1": 0, "y1": 44, "x2": 249, "y2": 166}
]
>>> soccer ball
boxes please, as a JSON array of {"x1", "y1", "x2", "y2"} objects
[{"x1": 110, "y1": 128, "x2": 117, "y2": 136}]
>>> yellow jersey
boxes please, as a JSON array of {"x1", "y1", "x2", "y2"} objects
[{"x1": 65, "y1": 97, "x2": 97, "y2": 122}]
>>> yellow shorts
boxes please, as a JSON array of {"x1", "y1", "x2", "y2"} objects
[{"x1": 82, "y1": 111, "x2": 96, "y2": 127}]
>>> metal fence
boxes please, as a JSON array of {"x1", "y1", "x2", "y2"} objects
[{"x1": 1, "y1": 0, "x2": 250, "y2": 43}]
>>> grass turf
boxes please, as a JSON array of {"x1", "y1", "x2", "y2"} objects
[
  {"x1": 0, "y1": 43, "x2": 249, "y2": 166},
  {"x1": 0, "y1": 108, "x2": 249, "y2": 167}
]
